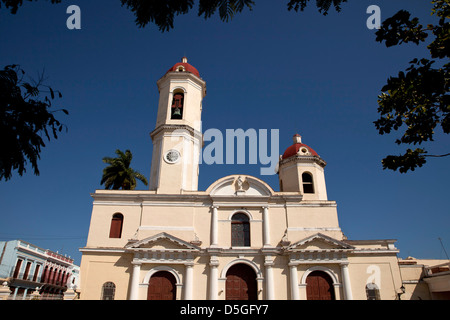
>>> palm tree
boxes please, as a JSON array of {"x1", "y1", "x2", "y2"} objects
[{"x1": 100, "y1": 149, "x2": 148, "y2": 190}]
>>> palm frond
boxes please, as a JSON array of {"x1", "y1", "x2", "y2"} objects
[{"x1": 100, "y1": 149, "x2": 148, "y2": 190}]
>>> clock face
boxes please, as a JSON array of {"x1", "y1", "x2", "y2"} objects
[{"x1": 164, "y1": 149, "x2": 180, "y2": 164}]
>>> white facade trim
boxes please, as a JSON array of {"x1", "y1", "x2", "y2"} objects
[
  {"x1": 227, "y1": 209, "x2": 254, "y2": 221},
  {"x1": 300, "y1": 266, "x2": 340, "y2": 285},
  {"x1": 142, "y1": 265, "x2": 182, "y2": 286},
  {"x1": 220, "y1": 258, "x2": 263, "y2": 279},
  {"x1": 170, "y1": 86, "x2": 187, "y2": 93},
  {"x1": 138, "y1": 226, "x2": 195, "y2": 231},
  {"x1": 288, "y1": 227, "x2": 341, "y2": 232}
]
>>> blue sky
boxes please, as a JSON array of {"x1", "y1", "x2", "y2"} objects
[{"x1": 0, "y1": 0, "x2": 448, "y2": 265}]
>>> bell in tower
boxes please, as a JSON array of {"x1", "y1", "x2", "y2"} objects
[
  {"x1": 149, "y1": 57, "x2": 206, "y2": 194},
  {"x1": 171, "y1": 92, "x2": 184, "y2": 119}
]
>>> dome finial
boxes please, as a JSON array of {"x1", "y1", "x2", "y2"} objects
[
  {"x1": 293, "y1": 134, "x2": 302, "y2": 144},
  {"x1": 182, "y1": 56, "x2": 188, "y2": 63}
]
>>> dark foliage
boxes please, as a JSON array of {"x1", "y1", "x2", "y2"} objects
[
  {"x1": 119, "y1": 0, "x2": 347, "y2": 31},
  {"x1": 0, "y1": 0, "x2": 61, "y2": 14},
  {"x1": 374, "y1": 0, "x2": 449, "y2": 173},
  {"x1": 0, "y1": 65, "x2": 68, "y2": 180}
]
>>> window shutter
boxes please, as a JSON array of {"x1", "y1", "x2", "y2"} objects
[{"x1": 109, "y1": 213, "x2": 124, "y2": 238}]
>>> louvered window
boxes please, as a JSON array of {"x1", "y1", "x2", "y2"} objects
[
  {"x1": 231, "y1": 213, "x2": 250, "y2": 247},
  {"x1": 302, "y1": 172, "x2": 314, "y2": 194}
]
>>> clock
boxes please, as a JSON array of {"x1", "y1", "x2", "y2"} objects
[{"x1": 164, "y1": 149, "x2": 180, "y2": 164}]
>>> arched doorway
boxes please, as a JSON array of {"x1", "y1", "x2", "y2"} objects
[
  {"x1": 147, "y1": 271, "x2": 177, "y2": 300},
  {"x1": 226, "y1": 264, "x2": 257, "y2": 300},
  {"x1": 306, "y1": 271, "x2": 335, "y2": 300}
]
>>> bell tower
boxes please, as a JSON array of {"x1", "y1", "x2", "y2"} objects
[
  {"x1": 278, "y1": 134, "x2": 328, "y2": 200},
  {"x1": 149, "y1": 57, "x2": 206, "y2": 193}
]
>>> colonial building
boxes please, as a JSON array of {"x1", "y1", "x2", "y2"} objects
[
  {"x1": 79, "y1": 58, "x2": 447, "y2": 300},
  {"x1": 0, "y1": 240, "x2": 79, "y2": 300}
]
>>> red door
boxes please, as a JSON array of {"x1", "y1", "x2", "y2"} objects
[
  {"x1": 226, "y1": 264, "x2": 257, "y2": 300},
  {"x1": 306, "y1": 271, "x2": 335, "y2": 300},
  {"x1": 147, "y1": 271, "x2": 177, "y2": 300}
]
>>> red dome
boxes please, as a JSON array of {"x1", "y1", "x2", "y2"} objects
[
  {"x1": 282, "y1": 134, "x2": 319, "y2": 159},
  {"x1": 166, "y1": 57, "x2": 200, "y2": 78}
]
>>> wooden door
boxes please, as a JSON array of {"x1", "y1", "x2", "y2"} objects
[
  {"x1": 306, "y1": 271, "x2": 335, "y2": 300},
  {"x1": 226, "y1": 264, "x2": 257, "y2": 300},
  {"x1": 147, "y1": 271, "x2": 176, "y2": 300}
]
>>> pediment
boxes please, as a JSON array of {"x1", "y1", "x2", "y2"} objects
[
  {"x1": 125, "y1": 232, "x2": 200, "y2": 251},
  {"x1": 287, "y1": 233, "x2": 354, "y2": 251},
  {"x1": 207, "y1": 175, "x2": 274, "y2": 196}
]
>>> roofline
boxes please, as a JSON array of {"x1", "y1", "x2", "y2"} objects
[{"x1": 344, "y1": 239, "x2": 397, "y2": 244}]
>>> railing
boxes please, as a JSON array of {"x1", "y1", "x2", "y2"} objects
[
  {"x1": 11, "y1": 271, "x2": 41, "y2": 283},
  {"x1": 7, "y1": 293, "x2": 64, "y2": 300},
  {"x1": 11, "y1": 270, "x2": 69, "y2": 288}
]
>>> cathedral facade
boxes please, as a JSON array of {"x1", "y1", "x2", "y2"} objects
[{"x1": 79, "y1": 58, "x2": 406, "y2": 300}]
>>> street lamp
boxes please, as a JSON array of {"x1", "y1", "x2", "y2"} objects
[{"x1": 397, "y1": 285, "x2": 406, "y2": 300}]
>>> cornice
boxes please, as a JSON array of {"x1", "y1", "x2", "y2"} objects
[
  {"x1": 150, "y1": 124, "x2": 203, "y2": 141},
  {"x1": 124, "y1": 232, "x2": 201, "y2": 251},
  {"x1": 157, "y1": 71, "x2": 206, "y2": 93},
  {"x1": 90, "y1": 190, "x2": 320, "y2": 207},
  {"x1": 279, "y1": 154, "x2": 327, "y2": 168},
  {"x1": 79, "y1": 247, "x2": 127, "y2": 254}
]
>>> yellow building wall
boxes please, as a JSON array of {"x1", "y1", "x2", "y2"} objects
[
  {"x1": 80, "y1": 252, "x2": 133, "y2": 300},
  {"x1": 80, "y1": 183, "x2": 409, "y2": 300}
]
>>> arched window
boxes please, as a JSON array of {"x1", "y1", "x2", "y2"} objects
[
  {"x1": 366, "y1": 283, "x2": 381, "y2": 300},
  {"x1": 302, "y1": 172, "x2": 314, "y2": 194},
  {"x1": 171, "y1": 92, "x2": 184, "y2": 119},
  {"x1": 49, "y1": 267, "x2": 55, "y2": 284},
  {"x1": 101, "y1": 282, "x2": 116, "y2": 300},
  {"x1": 55, "y1": 269, "x2": 62, "y2": 285},
  {"x1": 109, "y1": 213, "x2": 124, "y2": 238},
  {"x1": 42, "y1": 266, "x2": 49, "y2": 283},
  {"x1": 231, "y1": 213, "x2": 250, "y2": 247}
]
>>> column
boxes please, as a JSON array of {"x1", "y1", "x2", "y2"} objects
[
  {"x1": 209, "y1": 257, "x2": 219, "y2": 300},
  {"x1": 340, "y1": 263, "x2": 353, "y2": 300},
  {"x1": 262, "y1": 206, "x2": 271, "y2": 247},
  {"x1": 184, "y1": 263, "x2": 194, "y2": 300},
  {"x1": 289, "y1": 263, "x2": 300, "y2": 300},
  {"x1": 129, "y1": 262, "x2": 141, "y2": 300},
  {"x1": 211, "y1": 206, "x2": 218, "y2": 247},
  {"x1": 12, "y1": 287, "x2": 18, "y2": 300},
  {"x1": 264, "y1": 256, "x2": 275, "y2": 300}
]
